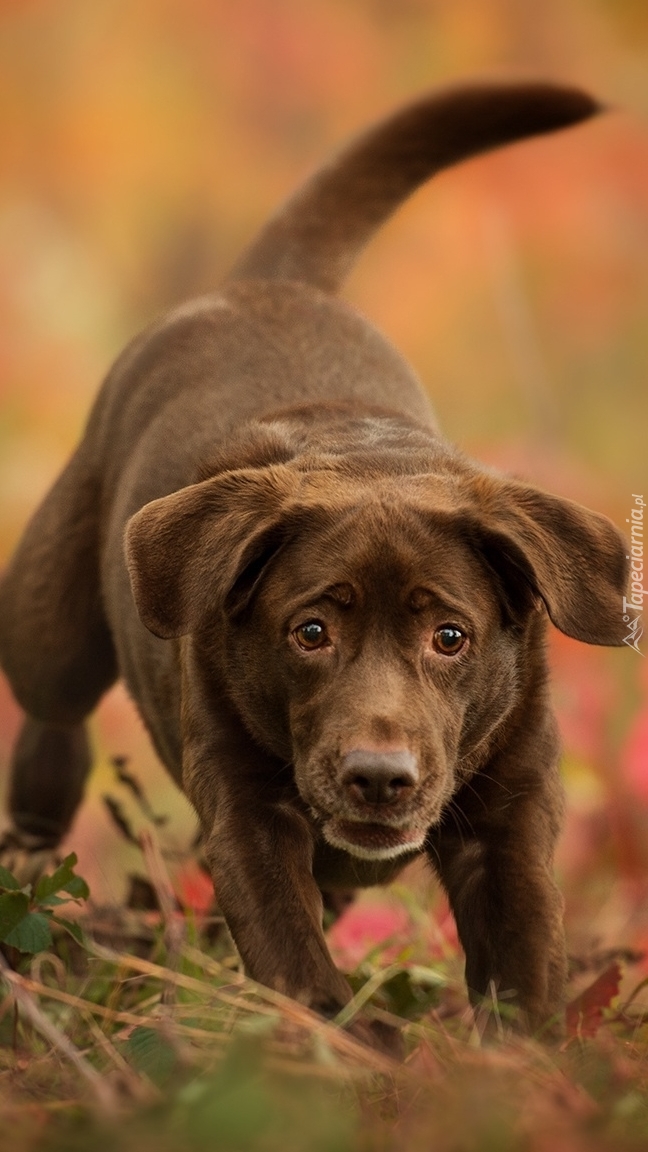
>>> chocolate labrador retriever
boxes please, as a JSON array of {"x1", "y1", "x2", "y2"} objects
[{"x1": 0, "y1": 82, "x2": 628, "y2": 1046}]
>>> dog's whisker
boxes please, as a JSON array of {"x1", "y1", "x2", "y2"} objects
[
  {"x1": 473, "y1": 771, "x2": 515, "y2": 796},
  {"x1": 455, "y1": 779, "x2": 490, "y2": 814},
  {"x1": 444, "y1": 802, "x2": 472, "y2": 848}
]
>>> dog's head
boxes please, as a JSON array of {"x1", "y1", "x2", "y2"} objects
[{"x1": 125, "y1": 438, "x2": 627, "y2": 861}]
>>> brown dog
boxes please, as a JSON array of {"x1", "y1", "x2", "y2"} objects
[{"x1": 0, "y1": 83, "x2": 629, "y2": 1046}]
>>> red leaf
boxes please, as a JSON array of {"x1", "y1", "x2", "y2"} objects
[
  {"x1": 566, "y1": 961, "x2": 622, "y2": 1038},
  {"x1": 175, "y1": 864, "x2": 214, "y2": 914},
  {"x1": 327, "y1": 901, "x2": 410, "y2": 968}
]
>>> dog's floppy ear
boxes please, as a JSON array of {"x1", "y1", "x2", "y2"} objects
[
  {"x1": 469, "y1": 476, "x2": 629, "y2": 645},
  {"x1": 125, "y1": 466, "x2": 300, "y2": 639}
]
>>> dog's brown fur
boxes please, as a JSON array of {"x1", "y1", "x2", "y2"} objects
[{"x1": 0, "y1": 83, "x2": 629, "y2": 1048}]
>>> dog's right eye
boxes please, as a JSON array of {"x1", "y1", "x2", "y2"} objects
[
  {"x1": 432, "y1": 624, "x2": 467, "y2": 656},
  {"x1": 293, "y1": 620, "x2": 329, "y2": 650}
]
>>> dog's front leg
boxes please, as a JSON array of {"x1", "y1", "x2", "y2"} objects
[
  {"x1": 207, "y1": 794, "x2": 351, "y2": 1011},
  {"x1": 181, "y1": 674, "x2": 399, "y2": 1053},
  {"x1": 197, "y1": 765, "x2": 403, "y2": 1052},
  {"x1": 427, "y1": 782, "x2": 567, "y2": 1034}
]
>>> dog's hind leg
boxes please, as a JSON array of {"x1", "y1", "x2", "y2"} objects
[
  {"x1": 0, "y1": 446, "x2": 117, "y2": 859},
  {"x1": 6, "y1": 719, "x2": 91, "y2": 847},
  {"x1": 0, "y1": 718, "x2": 93, "y2": 882}
]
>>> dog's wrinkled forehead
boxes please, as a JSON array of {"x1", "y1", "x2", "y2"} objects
[{"x1": 259, "y1": 491, "x2": 495, "y2": 619}]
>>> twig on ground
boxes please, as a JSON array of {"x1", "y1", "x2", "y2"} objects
[
  {"x1": 10, "y1": 973, "x2": 160, "y2": 1028},
  {"x1": 0, "y1": 953, "x2": 120, "y2": 1116},
  {"x1": 139, "y1": 829, "x2": 185, "y2": 1001}
]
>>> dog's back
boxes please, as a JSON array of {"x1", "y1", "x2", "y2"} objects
[{"x1": 75, "y1": 81, "x2": 602, "y2": 493}]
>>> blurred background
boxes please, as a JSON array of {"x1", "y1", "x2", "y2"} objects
[{"x1": 0, "y1": 0, "x2": 646, "y2": 971}]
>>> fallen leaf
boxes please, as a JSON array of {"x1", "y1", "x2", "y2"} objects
[{"x1": 566, "y1": 961, "x2": 622, "y2": 1038}]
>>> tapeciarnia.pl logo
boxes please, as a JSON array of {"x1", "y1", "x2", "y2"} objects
[{"x1": 623, "y1": 493, "x2": 645, "y2": 655}]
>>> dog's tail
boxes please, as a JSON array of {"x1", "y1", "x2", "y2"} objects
[{"x1": 228, "y1": 81, "x2": 601, "y2": 294}]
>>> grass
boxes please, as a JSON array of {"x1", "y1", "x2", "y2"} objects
[{"x1": 2, "y1": 830, "x2": 648, "y2": 1152}]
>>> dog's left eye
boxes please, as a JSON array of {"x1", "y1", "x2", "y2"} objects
[
  {"x1": 293, "y1": 620, "x2": 329, "y2": 650},
  {"x1": 432, "y1": 625, "x2": 467, "y2": 656}
]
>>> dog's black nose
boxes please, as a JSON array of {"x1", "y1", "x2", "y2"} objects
[{"x1": 341, "y1": 749, "x2": 418, "y2": 806}]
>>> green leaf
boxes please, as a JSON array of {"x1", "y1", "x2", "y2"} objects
[
  {"x1": 127, "y1": 1026, "x2": 177, "y2": 1085},
  {"x1": 4, "y1": 911, "x2": 52, "y2": 953},
  {"x1": 37, "y1": 894, "x2": 67, "y2": 907},
  {"x1": 0, "y1": 891, "x2": 30, "y2": 940},
  {"x1": 0, "y1": 865, "x2": 21, "y2": 892},
  {"x1": 34, "y1": 853, "x2": 78, "y2": 902},
  {"x1": 61, "y1": 874, "x2": 90, "y2": 901},
  {"x1": 50, "y1": 916, "x2": 84, "y2": 945},
  {"x1": 379, "y1": 968, "x2": 442, "y2": 1021}
]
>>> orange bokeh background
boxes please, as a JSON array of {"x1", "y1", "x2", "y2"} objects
[{"x1": 0, "y1": 0, "x2": 646, "y2": 965}]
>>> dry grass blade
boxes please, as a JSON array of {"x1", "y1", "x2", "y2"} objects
[
  {"x1": 0, "y1": 954, "x2": 120, "y2": 1115},
  {"x1": 334, "y1": 963, "x2": 406, "y2": 1027},
  {"x1": 139, "y1": 830, "x2": 179, "y2": 926},
  {"x1": 82, "y1": 1012, "x2": 159, "y2": 1104},
  {"x1": 180, "y1": 943, "x2": 247, "y2": 987},
  {"x1": 84, "y1": 940, "x2": 398, "y2": 1073},
  {"x1": 180, "y1": 942, "x2": 400, "y2": 1073},
  {"x1": 16, "y1": 974, "x2": 163, "y2": 1027},
  {"x1": 139, "y1": 828, "x2": 185, "y2": 1000},
  {"x1": 87, "y1": 939, "x2": 273, "y2": 1009}
]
